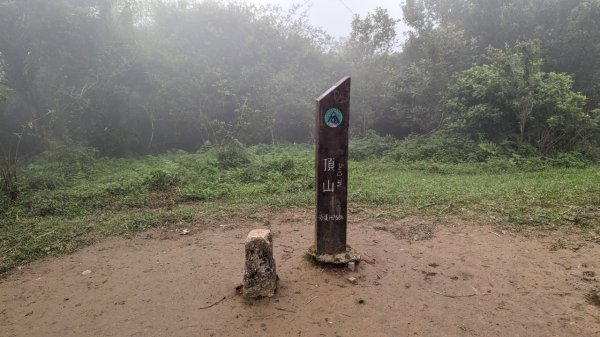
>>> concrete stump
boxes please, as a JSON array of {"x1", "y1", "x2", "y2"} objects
[{"x1": 243, "y1": 229, "x2": 277, "y2": 298}]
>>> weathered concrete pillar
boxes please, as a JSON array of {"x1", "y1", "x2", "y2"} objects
[{"x1": 243, "y1": 229, "x2": 277, "y2": 298}]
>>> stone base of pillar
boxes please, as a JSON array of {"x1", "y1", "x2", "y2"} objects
[{"x1": 307, "y1": 246, "x2": 361, "y2": 266}]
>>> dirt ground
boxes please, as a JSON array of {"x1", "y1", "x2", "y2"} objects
[{"x1": 1, "y1": 211, "x2": 600, "y2": 337}]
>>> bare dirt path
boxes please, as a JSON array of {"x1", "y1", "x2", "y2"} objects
[{"x1": 1, "y1": 211, "x2": 599, "y2": 337}]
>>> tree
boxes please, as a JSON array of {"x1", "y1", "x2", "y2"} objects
[
  {"x1": 348, "y1": 7, "x2": 398, "y2": 60},
  {"x1": 446, "y1": 42, "x2": 595, "y2": 152},
  {"x1": 558, "y1": 0, "x2": 600, "y2": 107},
  {"x1": 388, "y1": 22, "x2": 475, "y2": 136},
  {"x1": 342, "y1": 7, "x2": 400, "y2": 137}
]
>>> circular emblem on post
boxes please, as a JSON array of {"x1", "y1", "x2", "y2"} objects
[{"x1": 324, "y1": 108, "x2": 343, "y2": 128}]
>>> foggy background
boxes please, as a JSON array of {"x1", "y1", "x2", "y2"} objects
[
  {"x1": 0, "y1": 0, "x2": 599, "y2": 159},
  {"x1": 242, "y1": 0, "x2": 408, "y2": 38}
]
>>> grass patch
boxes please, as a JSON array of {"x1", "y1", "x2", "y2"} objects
[
  {"x1": 1, "y1": 143, "x2": 599, "y2": 275},
  {"x1": 351, "y1": 160, "x2": 600, "y2": 229}
]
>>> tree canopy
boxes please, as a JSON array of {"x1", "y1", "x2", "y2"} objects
[{"x1": 0, "y1": 0, "x2": 598, "y2": 162}]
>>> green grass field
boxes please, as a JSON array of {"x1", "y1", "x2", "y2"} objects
[{"x1": 1, "y1": 144, "x2": 599, "y2": 275}]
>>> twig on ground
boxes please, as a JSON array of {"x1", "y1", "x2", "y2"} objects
[
  {"x1": 305, "y1": 296, "x2": 318, "y2": 304},
  {"x1": 418, "y1": 203, "x2": 437, "y2": 210},
  {"x1": 430, "y1": 290, "x2": 476, "y2": 298},
  {"x1": 438, "y1": 203, "x2": 454, "y2": 214},
  {"x1": 276, "y1": 307, "x2": 297, "y2": 313},
  {"x1": 199, "y1": 296, "x2": 226, "y2": 309},
  {"x1": 489, "y1": 231, "x2": 502, "y2": 237},
  {"x1": 36, "y1": 230, "x2": 56, "y2": 239}
]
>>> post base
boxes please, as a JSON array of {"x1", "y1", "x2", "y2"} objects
[{"x1": 307, "y1": 246, "x2": 361, "y2": 266}]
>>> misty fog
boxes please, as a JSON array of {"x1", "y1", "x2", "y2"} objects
[{"x1": 0, "y1": 0, "x2": 598, "y2": 158}]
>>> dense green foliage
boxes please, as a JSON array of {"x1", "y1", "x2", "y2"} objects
[
  {"x1": 1, "y1": 0, "x2": 598, "y2": 161},
  {"x1": 1, "y1": 143, "x2": 598, "y2": 274},
  {"x1": 446, "y1": 42, "x2": 595, "y2": 152}
]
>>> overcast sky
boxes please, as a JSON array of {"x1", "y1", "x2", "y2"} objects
[{"x1": 239, "y1": 0, "x2": 408, "y2": 39}]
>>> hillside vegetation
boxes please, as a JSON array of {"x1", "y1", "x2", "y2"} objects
[
  {"x1": 1, "y1": 1, "x2": 600, "y2": 274},
  {"x1": 1, "y1": 140, "x2": 599, "y2": 274},
  {"x1": 1, "y1": 1, "x2": 599, "y2": 157}
]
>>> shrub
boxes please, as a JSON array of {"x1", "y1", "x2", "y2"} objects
[
  {"x1": 38, "y1": 143, "x2": 97, "y2": 175},
  {"x1": 496, "y1": 140, "x2": 539, "y2": 157},
  {"x1": 0, "y1": 193, "x2": 9, "y2": 215},
  {"x1": 263, "y1": 154, "x2": 295, "y2": 173},
  {"x1": 179, "y1": 186, "x2": 231, "y2": 201},
  {"x1": 548, "y1": 152, "x2": 588, "y2": 168},
  {"x1": 22, "y1": 171, "x2": 66, "y2": 191},
  {"x1": 215, "y1": 138, "x2": 251, "y2": 169},
  {"x1": 21, "y1": 194, "x2": 79, "y2": 217},
  {"x1": 144, "y1": 170, "x2": 182, "y2": 191},
  {"x1": 350, "y1": 131, "x2": 397, "y2": 161},
  {"x1": 392, "y1": 133, "x2": 484, "y2": 163},
  {"x1": 104, "y1": 181, "x2": 144, "y2": 196}
]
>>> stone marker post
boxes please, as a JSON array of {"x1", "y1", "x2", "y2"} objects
[
  {"x1": 310, "y1": 76, "x2": 360, "y2": 264},
  {"x1": 243, "y1": 229, "x2": 277, "y2": 298}
]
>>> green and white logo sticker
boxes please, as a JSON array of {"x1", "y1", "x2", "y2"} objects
[{"x1": 324, "y1": 108, "x2": 343, "y2": 128}]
